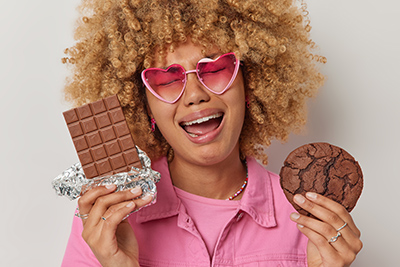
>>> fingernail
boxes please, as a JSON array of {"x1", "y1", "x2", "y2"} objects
[
  {"x1": 298, "y1": 224, "x2": 304, "y2": 228},
  {"x1": 131, "y1": 187, "x2": 141, "y2": 195},
  {"x1": 142, "y1": 194, "x2": 153, "y2": 201},
  {"x1": 105, "y1": 184, "x2": 116, "y2": 190},
  {"x1": 306, "y1": 192, "x2": 317, "y2": 200},
  {"x1": 126, "y1": 202, "x2": 134, "y2": 208},
  {"x1": 290, "y1": 213, "x2": 300, "y2": 220},
  {"x1": 294, "y1": 194, "x2": 305, "y2": 204}
]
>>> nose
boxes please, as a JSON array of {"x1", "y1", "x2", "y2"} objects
[{"x1": 182, "y1": 72, "x2": 211, "y2": 106}]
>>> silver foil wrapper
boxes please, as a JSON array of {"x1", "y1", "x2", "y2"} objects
[{"x1": 52, "y1": 147, "x2": 160, "y2": 209}]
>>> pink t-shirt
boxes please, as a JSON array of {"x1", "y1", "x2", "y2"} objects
[
  {"x1": 174, "y1": 186, "x2": 239, "y2": 257},
  {"x1": 62, "y1": 157, "x2": 308, "y2": 266}
]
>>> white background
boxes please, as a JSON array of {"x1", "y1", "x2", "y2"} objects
[{"x1": 0, "y1": 0, "x2": 399, "y2": 266}]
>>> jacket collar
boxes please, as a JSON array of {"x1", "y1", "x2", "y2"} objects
[{"x1": 136, "y1": 157, "x2": 277, "y2": 228}]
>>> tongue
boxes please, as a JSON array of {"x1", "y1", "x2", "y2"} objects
[{"x1": 184, "y1": 118, "x2": 221, "y2": 136}]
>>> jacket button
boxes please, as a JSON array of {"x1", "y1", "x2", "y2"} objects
[
  {"x1": 185, "y1": 217, "x2": 191, "y2": 228},
  {"x1": 236, "y1": 212, "x2": 244, "y2": 221}
]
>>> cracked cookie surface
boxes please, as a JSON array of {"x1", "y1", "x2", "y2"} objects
[{"x1": 279, "y1": 142, "x2": 363, "y2": 216}]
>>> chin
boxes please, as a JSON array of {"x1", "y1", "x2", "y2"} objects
[{"x1": 178, "y1": 142, "x2": 240, "y2": 167}]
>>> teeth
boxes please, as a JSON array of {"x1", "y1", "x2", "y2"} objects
[
  {"x1": 182, "y1": 113, "x2": 223, "y2": 126},
  {"x1": 188, "y1": 133, "x2": 198, "y2": 137}
]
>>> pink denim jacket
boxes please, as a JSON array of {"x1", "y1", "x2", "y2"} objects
[{"x1": 62, "y1": 157, "x2": 308, "y2": 266}]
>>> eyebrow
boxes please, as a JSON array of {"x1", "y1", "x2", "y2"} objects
[
  {"x1": 159, "y1": 52, "x2": 221, "y2": 69},
  {"x1": 205, "y1": 52, "x2": 220, "y2": 59}
]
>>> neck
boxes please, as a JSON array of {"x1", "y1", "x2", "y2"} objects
[{"x1": 169, "y1": 151, "x2": 247, "y2": 200}]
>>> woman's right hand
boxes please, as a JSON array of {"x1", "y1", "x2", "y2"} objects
[{"x1": 77, "y1": 184, "x2": 153, "y2": 267}]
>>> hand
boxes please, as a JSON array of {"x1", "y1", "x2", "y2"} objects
[
  {"x1": 76, "y1": 184, "x2": 154, "y2": 267},
  {"x1": 290, "y1": 192, "x2": 363, "y2": 267}
]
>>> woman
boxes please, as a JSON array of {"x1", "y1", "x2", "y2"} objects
[{"x1": 61, "y1": 0, "x2": 362, "y2": 266}]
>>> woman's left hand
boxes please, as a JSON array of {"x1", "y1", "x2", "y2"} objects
[{"x1": 290, "y1": 192, "x2": 363, "y2": 267}]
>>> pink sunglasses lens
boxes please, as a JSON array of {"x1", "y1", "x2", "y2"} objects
[
  {"x1": 197, "y1": 53, "x2": 237, "y2": 93},
  {"x1": 144, "y1": 65, "x2": 185, "y2": 102}
]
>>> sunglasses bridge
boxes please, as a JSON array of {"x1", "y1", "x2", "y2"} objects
[
  {"x1": 181, "y1": 60, "x2": 238, "y2": 82},
  {"x1": 182, "y1": 69, "x2": 204, "y2": 82}
]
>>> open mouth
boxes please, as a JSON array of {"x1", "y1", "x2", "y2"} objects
[{"x1": 180, "y1": 112, "x2": 224, "y2": 138}]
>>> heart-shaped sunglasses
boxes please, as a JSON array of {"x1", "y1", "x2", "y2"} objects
[{"x1": 141, "y1": 52, "x2": 240, "y2": 104}]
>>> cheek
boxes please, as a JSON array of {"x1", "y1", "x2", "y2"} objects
[
  {"x1": 230, "y1": 78, "x2": 246, "y2": 115},
  {"x1": 232, "y1": 70, "x2": 246, "y2": 103},
  {"x1": 232, "y1": 83, "x2": 246, "y2": 129},
  {"x1": 224, "y1": 86, "x2": 246, "y2": 135}
]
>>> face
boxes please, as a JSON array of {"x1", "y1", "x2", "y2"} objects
[{"x1": 145, "y1": 40, "x2": 246, "y2": 167}]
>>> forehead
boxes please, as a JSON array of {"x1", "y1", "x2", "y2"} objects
[{"x1": 152, "y1": 40, "x2": 222, "y2": 68}]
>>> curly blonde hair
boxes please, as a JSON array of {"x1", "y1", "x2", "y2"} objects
[{"x1": 62, "y1": 0, "x2": 325, "y2": 164}]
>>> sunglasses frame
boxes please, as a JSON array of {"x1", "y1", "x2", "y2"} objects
[{"x1": 141, "y1": 52, "x2": 240, "y2": 104}]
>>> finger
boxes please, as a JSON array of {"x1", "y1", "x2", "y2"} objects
[
  {"x1": 75, "y1": 208, "x2": 90, "y2": 220},
  {"x1": 78, "y1": 184, "x2": 117, "y2": 213},
  {"x1": 87, "y1": 186, "x2": 144, "y2": 227},
  {"x1": 103, "y1": 193, "x2": 154, "y2": 218},
  {"x1": 296, "y1": 224, "x2": 349, "y2": 266},
  {"x1": 98, "y1": 194, "x2": 154, "y2": 245},
  {"x1": 131, "y1": 193, "x2": 155, "y2": 211},
  {"x1": 294, "y1": 194, "x2": 346, "y2": 231},
  {"x1": 99, "y1": 194, "x2": 155, "y2": 245},
  {"x1": 101, "y1": 195, "x2": 154, "y2": 223},
  {"x1": 294, "y1": 194, "x2": 363, "y2": 253},
  {"x1": 305, "y1": 192, "x2": 361, "y2": 238},
  {"x1": 77, "y1": 184, "x2": 117, "y2": 224},
  {"x1": 102, "y1": 199, "x2": 137, "y2": 219},
  {"x1": 97, "y1": 200, "x2": 138, "y2": 248},
  {"x1": 82, "y1": 200, "x2": 138, "y2": 255},
  {"x1": 290, "y1": 212, "x2": 350, "y2": 254},
  {"x1": 294, "y1": 193, "x2": 359, "y2": 241}
]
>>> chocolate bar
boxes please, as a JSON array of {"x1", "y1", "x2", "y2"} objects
[{"x1": 63, "y1": 95, "x2": 142, "y2": 179}]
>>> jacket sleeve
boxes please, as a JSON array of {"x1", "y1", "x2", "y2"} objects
[{"x1": 61, "y1": 209, "x2": 101, "y2": 267}]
